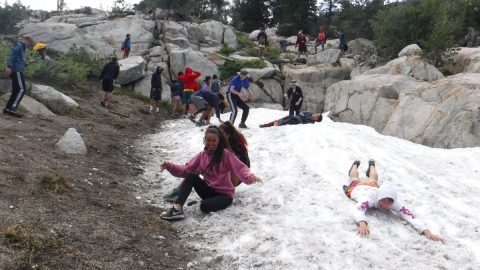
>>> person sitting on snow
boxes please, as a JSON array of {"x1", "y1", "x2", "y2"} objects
[
  {"x1": 259, "y1": 111, "x2": 322, "y2": 128},
  {"x1": 344, "y1": 159, "x2": 443, "y2": 241}
]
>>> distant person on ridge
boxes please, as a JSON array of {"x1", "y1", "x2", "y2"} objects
[
  {"x1": 121, "y1": 34, "x2": 131, "y2": 58},
  {"x1": 257, "y1": 26, "x2": 268, "y2": 59},
  {"x1": 343, "y1": 159, "x2": 443, "y2": 241},
  {"x1": 315, "y1": 26, "x2": 327, "y2": 53}
]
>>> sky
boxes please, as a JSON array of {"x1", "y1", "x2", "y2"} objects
[
  {"x1": 9, "y1": 0, "x2": 141, "y2": 12},
  {"x1": 138, "y1": 108, "x2": 480, "y2": 269}
]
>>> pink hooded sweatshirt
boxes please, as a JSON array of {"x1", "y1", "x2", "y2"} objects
[{"x1": 164, "y1": 149, "x2": 256, "y2": 198}]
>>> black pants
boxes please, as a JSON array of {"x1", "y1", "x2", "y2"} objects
[
  {"x1": 176, "y1": 174, "x2": 233, "y2": 213},
  {"x1": 5, "y1": 71, "x2": 26, "y2": 110},
  {"x1": 227, "y1": 92, "x2": 249, "y2": 124},
  {"x1": 289, "y1": 101, "x2": 302, "y2": 116}
]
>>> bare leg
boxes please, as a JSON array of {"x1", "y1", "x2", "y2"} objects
[
  {"x1": 349, "y1": 161, "x2": 359, "y2": 181},
  {"x1": 368, "y1": 163, "x2": 378, "y2": 181}
]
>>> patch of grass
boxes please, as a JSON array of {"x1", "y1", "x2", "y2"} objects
[
  {"x1": 4, "y1": 224, "x2": 65, "y2": 253},
  {"x1": 219, "y1": 59, "x2": 267, "y2": 81},
  {"x1": 218, "y1": 46, "x2": 237, "y2": 56},
  {"x1": 40, "y1": 173, "x2": 71, "y2": 194},
  {"x1": 245, "y1": 47, "x2": 281, "y2": 61},
  {"x1": 115, "y1": 87, "x2": 150, "y2": 103},
  {"x1": 111, "y1": 117, "x2": 127, "y2": 129},
  {"x1": 236, "y1": 31, "x2": 254, "y2": 49}
]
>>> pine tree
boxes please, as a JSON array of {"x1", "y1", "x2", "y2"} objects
[{"x1": 272, "y1": 0, "x2": 318, "y2": 35}]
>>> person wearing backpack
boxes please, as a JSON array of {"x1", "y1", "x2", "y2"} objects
[
  {"x1": 170, "y1": 72, "x2": 184, "y2": 117},
  {"x1": 337, "y1": 29, "x2": 347, "y2": 54},
  {"x1": 257, "y1": 26, "x2": 268, "y2": 59},
  {"x1": 315, "y1": 26, "x2": 327, "y2": 53},
  {"x1": 211, "y1": 74, "x2": 221, "y2": 93}
]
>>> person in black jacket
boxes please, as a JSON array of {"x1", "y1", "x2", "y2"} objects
[
  {"x1": 189, "y1": 90, "x2": 225, "y2": 126},
  {"x1": 150, "y1": 66, "x2": 163, "y2": 114},
  {"x1": 99, "y1": 56, "x2": 120, "y2": 108},
  {"x1": 284, "y1": 80, "x2": 304, "y2": 116},
  {"x1": 259, "y1": 111, "x2": 322, "y2": 128},
  {"x1": 257, "y1": 26, "x2": 268, "y2": 59}
]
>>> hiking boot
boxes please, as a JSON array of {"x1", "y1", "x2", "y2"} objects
[
  {"x1": 100, "y1": 100, "x2": 106, "y2": 107},
  {"x1": 238, "y1": 123, "x2": 248, "y2": 129},
  {"x1": 196, "y1": 120, "x2": 207, "y2": 127},
  {"x1": 259, "y1": 124, "x2": 267, "y2": 128},
  {"x1": 160, "y1": 207, "x2": 185, "y2": 221},
  {"x1": 348, "y1": 160, "x2": 360, "y2": 176},
  {"x1": 3, "y1": 108, "x2": 24, "y2": 117},
  {"x1": 366, "y1": 159, "x2": 375, "y2": 178},
  {"x1": 188, "y1": 114, "x2": 196, "y2": 123},
  {"x1": 163, "y1": 188, "x2": 179, "y2": 203}
]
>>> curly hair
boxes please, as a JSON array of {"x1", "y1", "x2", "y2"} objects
[
  {"x1": 219, "y1": 121, "x2": 248, "y2": 157},
  {"x1": 204, "y1": 125, "x2": 230, "y2": 171}
]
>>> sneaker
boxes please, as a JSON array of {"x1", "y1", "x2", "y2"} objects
[
  {"x1": 160, "y1": 207, "x2": 185, "y2": 221},
  {"x1": 195, "y1": 120, "x2": 206, "y2": 127},
  {"x1": 100, "y1": 101, "x2": 106, "y2": 107},
  {"x1": 163, "y1": 188, "x2": 179, "y2": 203},
  {"x1": 3, "y1": 108, "x2": 24, "y2": 117},
  {"x1": 238, "y1": 123, "x2": 248, "y2": 129},
  {"x1": 259, "y1": 124, "x2": 267, "y2": 128},
  {"x1": 188, "y1": 114, "x2": 196, "y2": 123},
  {"x1": 348, "y1": 160, "x2": 360, "y2": 176},
  {"x1": 366, "y1": 159, "x2": 375, "y2": 178}
]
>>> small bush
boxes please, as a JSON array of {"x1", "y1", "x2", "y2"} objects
[
  {"x1": 236, "y1": 31, "x2": 255, "y2": 49},
  {"x1": 218, "y1": 46, "x2": 237, "y2": 56},
  {"x1": 4, "y1": 224, "x2": 65, "y2": 253},
  {"x1": 219, "y1": 59, "x2": 267, "y2": 81},
  {"x1": 40, "y1": 173, "x2": 71, "y2": 193}
]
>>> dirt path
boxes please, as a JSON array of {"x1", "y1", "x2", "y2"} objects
[{"x1": 0, "y1": 88, "x2": 192, "y2": 269}]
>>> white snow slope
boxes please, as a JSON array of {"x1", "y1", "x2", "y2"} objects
[{"x1": 138, "y1": 108, "x2": 480, "y2": 270}]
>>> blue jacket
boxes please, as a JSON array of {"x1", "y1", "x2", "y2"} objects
[
  {"x1": 7, "y1": 42, "x2": 27, "y2": 73},
  {"x1": 194, "y1": 90, "x2": 221, "y2": 119},
  {"x1": 122, "y1": 37, "x2": 131, "y2": 49},
  {"x1": 227, "y1": 75, "x2": 249, "y2": 94},
  {"x1": 170, "y1": 80, "x2": 184, "y2": 97}
]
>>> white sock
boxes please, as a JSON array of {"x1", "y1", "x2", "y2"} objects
[
  {"x1": 156, "y1": 108, "x2": 159, "y2": 112},
  {"x1": 149, "y1": 105, "x2": 153, "y2": 111}
]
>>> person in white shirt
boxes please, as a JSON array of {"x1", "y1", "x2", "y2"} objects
[{"x1": 343, "y1": 159, "x2": 443, "y2": 241}]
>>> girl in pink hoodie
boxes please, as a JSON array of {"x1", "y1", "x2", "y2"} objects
[{"x1": 160, "y1": 125, "x2": 262, "y2": 220}]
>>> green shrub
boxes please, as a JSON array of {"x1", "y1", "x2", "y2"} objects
[
  {"x1": 236, "y1": 31, "x2": 255, "y2": 49},
  {"x1": 219, "y1": 59, "x2": 267, "y2": 81},
  {"x1": 218, "y1": 46, "x2": 237, "y2": 56}
]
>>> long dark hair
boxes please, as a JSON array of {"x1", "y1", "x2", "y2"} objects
[
  {"x1": 219, "y1": 121, "x2": 248, "y2": 157},
  {"x1": 204, "y1": 125, "x2": 230, "y2": 171}
]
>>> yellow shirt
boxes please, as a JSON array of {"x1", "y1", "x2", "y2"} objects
[{"x1": 33, "y1": 43, "x2": 47, "y2": 51}]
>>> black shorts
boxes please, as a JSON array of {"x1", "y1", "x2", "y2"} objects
[
  {"x1": 102, "y1": 78, "x2": 114, "y2": 92},
  {"x1": 150, "y1": 87, "x2": 161, "y2": 100}
]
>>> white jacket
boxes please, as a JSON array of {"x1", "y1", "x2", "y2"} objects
[{"x1": 350, "y1": 182, "x2": 427, "y2": 233}]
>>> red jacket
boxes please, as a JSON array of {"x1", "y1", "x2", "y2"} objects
[{"x1": 178, "y1": 67, "x2": 201, "y2": 92}]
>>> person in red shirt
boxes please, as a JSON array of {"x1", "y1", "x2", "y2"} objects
[
  {"x1": 315, "y1": 26, "x2": 327, "y2": 53},
  {"x1": 178, "y1": 67, "x2": 201, "y2": 115}
]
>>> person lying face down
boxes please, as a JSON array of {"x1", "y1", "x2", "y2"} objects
[{"x1": 259, "y1": 111, "x2": 322, "y2": 128}]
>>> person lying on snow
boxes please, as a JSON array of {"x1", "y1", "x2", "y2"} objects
[
  {"x1": 259, "y1": 111, "x2": 322, "y2": 128},
  {"x1": 344, "y1": 159, "x2": 443, "y2": 241}
]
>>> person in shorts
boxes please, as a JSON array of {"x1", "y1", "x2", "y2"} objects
[
  {"x1": 150, "y1": 66, "x2": 163, "y2": 114},
  {"x1": 99, "y1": 56, "x2": 120, "y2": 108}
]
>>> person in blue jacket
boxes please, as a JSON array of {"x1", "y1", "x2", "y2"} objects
[
  {"x1": 121, "y1": 34, "x2": 131, "y2": 58},
  {"x1": 226, "y1": 70, "x2": 253, "y2": 129},
  {"x1": 189, "y1": 90, "x2": 225, "y2": 126},
  {"x1": 3, "y1": 36, "x2": 34, "y2": 117}
]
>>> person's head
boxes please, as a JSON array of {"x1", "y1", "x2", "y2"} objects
[
  {"x1": 261, "y1": 26, "x2": 266, "y2": 32},
  {"x1": 312, "y1": 113, "x2": 323, "y2": 122},
  {"x1": 22, "y1": 36, "x2": 34, "y2": 47},
  {"x1": 185, "y1": 67, "x2": 193, "y2": 74},
  {"x1": 111, "y1": 56, "x2": 118, "y2": 63},
  {"x1": 239, "y1": 69, "x2": 248, "y2": 80},
  {"x1": 219, "y1": 121, "x2": 248, "y2": 156},
  {"x1": 205, "y1": 75, "x2": 211, "y2": 83},
  {"x1": 204, "y1": 125, "x2": 230, "y2": 169},
  {"x1": 156, "y1": 66, "x2": 164, "y2": 73},
  {"x1": 213, "y1": 74, "x2": 218, "y2": 80},
  {"x1": 376, "y1": 183, "x2": 397, "y2": 210},
  {"x1": 126, "y1": 34, "x2": 131, "y2": 39},
  {"x1": 177, "y1": 71, "x2": 183, "y2": 77},
  {"x1": 289, "y1": 79, "x2": 297, "y2": 88}
]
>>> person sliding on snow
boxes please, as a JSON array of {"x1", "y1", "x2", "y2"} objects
[
  {"x1": 259, "y1": 111, "x2": 322, "y2": 128},
  {"x1": 344, "y1": 160, "x2": 443, "y2": 241}
]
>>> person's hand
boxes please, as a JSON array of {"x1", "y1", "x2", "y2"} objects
[
  {"x1": 160, "y1": 162, "x2": 171, "y2": 172},
  {"x1": 422, "y1": 230, "x2": 444, "y2": 242},
  {"x1": 358, "y1": 221, "x2": 369, "y2": 237},
  {"x1": 295, "y1": 101, "x2": 300, "y2": 106},
  {"x1": 4, "y1": 68, "x2": 12, "y2": 77},
  {"x1": 251, "y1": 176, "x2": 263, "y2": 184}
]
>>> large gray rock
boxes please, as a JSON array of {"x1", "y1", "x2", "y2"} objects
[
  {"x1": 307, "y1": 49, "x2": 341, "y2": 66},
  {"x1": 133, "y1": 70, "x2": 170, "y2": 100},
  {"x1": 444, "y1": 47, "x2": 480, "y2": 74},
  {"x1": 283, "y1": 65, "x2": 350, "y2": 113},
  {"x1": 242, "y1": 68, "x2": 276, "y2": 82},
  {"x1": 169, "y1": 48, "x2": 219, "y2": 80},
  {"x1": 200, "y1": 20, "x2": 238, "y2": 49},
  {"x1": 0, "y1": 94, "x2": 56, "y2": 117},
  {"x1": 0, "y1": 79, "x2": 11, "y2": 95},
  {"x1": 20, "y1": 14, "x2": 155, "y2": 56},
  {"x1": 31, "y1": 84, "x2": 79, "y2": 115},
  {"x1": 259, "y1": 79, "x2": 283, "y2": 104},
  {"x1": 249, "y1": 83, "x2": 271, "y2": 103},
  {"x1": 362, "y1": 55, "x2": 444, "y2": 82},
  {"x1": 383, "y1": 73, "x2": 480, "y2": 148},
  {"x1": 347, "y1": 38, "x2": 375, "y2": 56},
  {"x1": 117, "y1": 56, "x2": 145, "y2": 85},
  {"x1": 398, "y1": 44, "x2": 423, "y2": 57},
  {"x1": 56, "y1": 128, "x2": 87, "y2": 155},
  {"x1": 45, "y1": 13, "x2": 107, "y2": 26}
]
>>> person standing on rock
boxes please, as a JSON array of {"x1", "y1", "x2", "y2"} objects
[
  {"x1": 3, "y1": 36, "x2": 35, "y2": 117},
  {"x1": 121, "y1": 34, "x2": 131, "y2": 59},
  {"x1": 178, "y1": 67, "x2": 201, "y2": 116},
  {"x1": 284, "y1": 80, "x2": 304, "y2": 116},
  {"x1": 99, "y1": 56, "x2": 120, "y2": 108},
  {"x1": 337, "y1": 29, "x2": 347, "y2": 55},
  {"x1": 257, "y1": 26, "x2": 268, "y2": 59},
  {"x1": 150, "y1": 66, "x2": 163, "y2": 114},
  {"x1": 295, "y1": 29, "x2": 308, "y2": 56},
  {"x1": 315, "y1": 26, "x2": 327, "y2": 53},
  {"x1": 226, "y1": 70, "x2": 253, "y2": 129}
]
